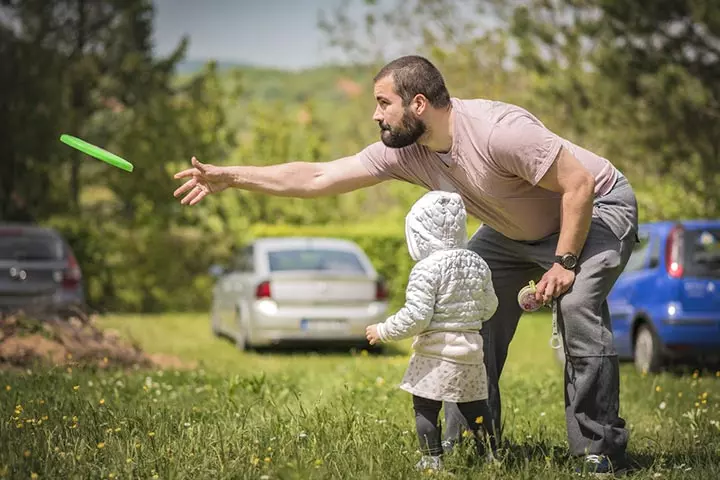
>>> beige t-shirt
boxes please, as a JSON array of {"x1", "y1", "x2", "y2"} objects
[{"x1": 358, "y1": 98, "x2": 618, "y2": 241}]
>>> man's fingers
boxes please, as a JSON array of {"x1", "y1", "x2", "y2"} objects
[
  {"x1": 189, "y1": 189, "x2": 208, "y2": 206},
  {"x1": 173, "y1": 178, "x2": 197, "y2": 198},
  {"x1": 191, "y1": 156, "x2": 207, "y2": 172},
  {"x1": 543, "y1": 279, "x2": 556, "y2": 303},
  {"x1": 174, "y1": 167, "x2": 200, "y2": 179},
  {"x1": 180, "y1": 186, "x2": 203, "y2": 205},
  {"x1": 535, "y1": 279, "x2": 547, "y2": 302}
]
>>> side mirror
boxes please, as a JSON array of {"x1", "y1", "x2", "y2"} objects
[{"x1": 208, "y1": 264, "x2": 225, "y2": 278}]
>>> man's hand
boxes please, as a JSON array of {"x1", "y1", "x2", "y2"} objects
[
  {"x1": 173, "y1": 157, "x2": 232, "y2": 205},
  {"x1": 365, "y1": 324, "x2": 381, "y2": 345},
  {"x1": 535, "y1": 263, "x2": 576, "y2": 304}
]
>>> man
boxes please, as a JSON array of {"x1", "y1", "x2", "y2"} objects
[{"x1": 173, "y1": 55, "x2": 638, "y2": 474}]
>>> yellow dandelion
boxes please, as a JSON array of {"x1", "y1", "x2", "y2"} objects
[
  {"x1": 695, "y1": 402, "x2": 700, "y2": 407},
  {"x1": 702, "y1": 399, "x2": 707, "y2": 405},
  {"x1": 250, "y1": 455, "x2": 260, "y2": 467},
  {"x1": 106, "y1": 428, "x2": 113, "y2": 434},
  {"x1": 66, "y1": 353, "x2": 72, "y2": 360},
  {"x1": 655, "y1": 386, "x2": 662, "y2": 392},
  {"x1": 475, "y1": 416, "x2": 484, "y2": 424},
  {"x1": 24, "y1": 450, "x2": 31, "y2": 457},
  {"x1": 315, "y1": 459, "x2": 323, "y2": 466},
  {"x1": 264, "y1": 457, "x2": 271, "y2": 463},
  {"x1": 73, "y1": 385, "x2": 79, "y2": 391},
  {"x1": 114, "y1": 427, "x2": 121, "y2": 433},
  {"x1": 38, "y1": 400, "x2": 44, "y2": 405},
  {"x1": 103, "y1": 357, "x2": 109, "y2": 364},
  {"x1": 31, "y1": 473, "x2": 38, "y2": 479},
  {"x1": 97, "y1": 442, "x2": 105, "y2": 449},
  {"x1": 152, "y1": 475, "x2": 158, "y2": 479},
  {"x1": 126, "y1": 458, "x2": 132, "y2": 463},
  {"x1": 135, "y1": 443, "x2": 141, "y2": 449},
  {"x1": 16, "y1": 423, "x2": 23, "y2": 429},
  {"x1": 702, "y1": 392, "x2": 708, "y2": 399},
  {"x1": 72, "y1": 416, "x2": 78, "y2": 422},
  {"x1": 360, "y1": 349, "x2": 369, "y2": 357},
  {"x1": 267, "y1": 447, "x2": 272, "y2": 452},
  {"x1": 5, "y1": 385, "x2": 10, "y2": 391},
  {"x1": 99, "y1": 399, "x2": 105, "y2": 405},
  {"x1": 716, "y1": 371, "x2": 720, "y2": 377},
  {"x1": 678, "y1": 392, "x2": 683, "y2": 397},
  {"x1": 148, "y1": 432, "x2": 155, "y2": 437},
  {"x1": 109, "y1": 474, "x2": 115, "y2": 479}
]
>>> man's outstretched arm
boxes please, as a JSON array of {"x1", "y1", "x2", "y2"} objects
[{"x1": 173, "y1": 154, "x2": 384, "y2": 205}]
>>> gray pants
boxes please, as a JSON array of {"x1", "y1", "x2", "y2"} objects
[{"x1": 444, "y1": 176, "x2": 638, "y2": 457}]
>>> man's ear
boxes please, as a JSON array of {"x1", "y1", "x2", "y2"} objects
[{"x1": 412, "y1": 94, "x2": 428, "y2": 115}]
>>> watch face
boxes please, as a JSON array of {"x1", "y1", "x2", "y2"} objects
[{"x1": 563, "y1": 254, "x2": 578, "y2": 269}]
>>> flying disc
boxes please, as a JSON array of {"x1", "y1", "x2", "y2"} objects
[{"x1": 60, "y1": 134, "x2": 134, "y2": 172}]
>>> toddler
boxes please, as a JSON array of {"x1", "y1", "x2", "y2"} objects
[{"x1": 366, "y1": 191, "x2": 499, "y2": 471}]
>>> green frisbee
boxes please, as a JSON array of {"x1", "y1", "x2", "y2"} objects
[{"x1": 60, "y1": 134, "x2": 134, "y2": 172}]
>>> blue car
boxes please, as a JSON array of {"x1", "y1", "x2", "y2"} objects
[{"x1": 609, "y1": 220, "x2": 720, "y2": 372}]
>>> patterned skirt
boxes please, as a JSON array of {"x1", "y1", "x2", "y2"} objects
[{"x1": 399, "y1": 353, "x2": 488, "y2": 403}]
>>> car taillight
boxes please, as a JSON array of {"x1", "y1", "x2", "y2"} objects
[
  {"x1": 255, "y1": 281, "x2": 271, "y2": 299},
  {"x1": 375, "y1": 279, "x2": 389, "y2": 301},
  {"x1": 63, "y1": 252, "x2": 82, "y2": 289},
  {"x1": 665, "y1": 224, "x2": 684, "y2": 278}
]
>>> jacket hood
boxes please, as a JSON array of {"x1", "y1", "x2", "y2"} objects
[{"x1": 405, "y1": 191, "x2": 468, "y2": 261}]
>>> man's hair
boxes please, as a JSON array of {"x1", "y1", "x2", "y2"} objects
[{"x1": 373, "y1": 55, "x2": 451, "y2": 109}]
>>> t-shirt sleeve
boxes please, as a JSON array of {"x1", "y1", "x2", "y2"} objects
[
  {"x1": 487, "y1": 112, "x2": 563, "y2": 185},
  {"x1": 355, "y1": 141, "x2": 418, "y2": 184},
  {"x1": 356, "y1": 141, "x2": 397, "y2": 180}
]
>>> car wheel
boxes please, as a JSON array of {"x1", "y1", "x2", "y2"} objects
[{"x1": 634, "y1": 323, "x2": 663, "y2": 373}]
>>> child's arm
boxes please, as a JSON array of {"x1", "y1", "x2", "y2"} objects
[
  {"x1": 374, "y1": 262, "x2": 439, "y2": 343},
  {"x1": 477, "y1": 256, "x2": 499, "y2": 322}
]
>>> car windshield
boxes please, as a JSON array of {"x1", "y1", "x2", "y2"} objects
[
  {"x1": 685, "y1": 228, "x2": 720, "y2": 278},
  {"x1": 0, "y1": 234, "x2": 62, "y2": 261},
  {"x1": 268, "y1": 249, "x2": 367, "y2": 274}
]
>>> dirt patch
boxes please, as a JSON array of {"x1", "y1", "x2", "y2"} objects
[{"x1": 0, "y1": 309, "x2": 195, "y2": 371}]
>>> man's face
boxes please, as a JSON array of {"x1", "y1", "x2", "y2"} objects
[{"x1": 372, "y1": 75, "x2": 426, "y2": 148}]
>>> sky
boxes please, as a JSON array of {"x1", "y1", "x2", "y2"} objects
[{"x1": 152, "y1": 0, "x2": 361, "y2": 70}]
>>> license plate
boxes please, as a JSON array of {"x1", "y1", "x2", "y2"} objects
[{"x1": 300, "y1": 319, "x2": 347, "y2": 331}]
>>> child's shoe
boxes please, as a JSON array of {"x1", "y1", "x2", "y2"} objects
[{"x1": 415, "y1": 455, "x2": 443, "y2": 472}]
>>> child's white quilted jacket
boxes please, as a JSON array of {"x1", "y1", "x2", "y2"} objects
[{"x1": 376, "y1": 191, "x2": 498, "y2": 364}]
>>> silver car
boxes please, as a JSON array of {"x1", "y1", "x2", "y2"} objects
[
  {"x1": 0, "y1": 224, "x2": 85, "y2": 315},
  {"x1": 209, "y1": 237, "x2": 390, "y2": 350}
]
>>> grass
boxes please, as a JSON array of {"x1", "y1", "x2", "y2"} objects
[{"x1": 1, "y1": 312, "x2": 719, "y2": 479}]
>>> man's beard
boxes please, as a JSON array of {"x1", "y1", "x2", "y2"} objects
[{"x1": 379, "y1": 109, "x2": 426, "y2": 148}]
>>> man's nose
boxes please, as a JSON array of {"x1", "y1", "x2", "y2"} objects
[{"x1": 372, "y1": 105, "x2": 382, "y2": 122}]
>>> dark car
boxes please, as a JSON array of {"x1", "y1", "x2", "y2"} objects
[{"x1": 0, "y1": 224, "x2": 85, "y2": 315}]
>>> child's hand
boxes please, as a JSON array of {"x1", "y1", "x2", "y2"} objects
[{"x1": 365, "y1": 324, "x2": 381, "y2": 345}]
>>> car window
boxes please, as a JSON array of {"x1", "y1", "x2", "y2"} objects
[
  {"x1": 624, "y1": 233, "x2": 652, "y2": 273},
  {"x1": 0, "y1": 233, "x2": 62, "y2": 261},
  {"x1": 685, "y1": 228, "x2": 720, "y2": 277},
  {"x1": 268, "y1": 249, "x2": 367, "y2": 274}
]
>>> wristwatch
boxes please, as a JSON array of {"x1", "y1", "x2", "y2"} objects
[{"x1": 555, "y1": 253, "x2": 578, "y2": 270}]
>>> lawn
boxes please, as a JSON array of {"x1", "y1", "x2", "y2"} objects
[{"x1": 1, "y1": 312, "x2": 719, "y2": 479}]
